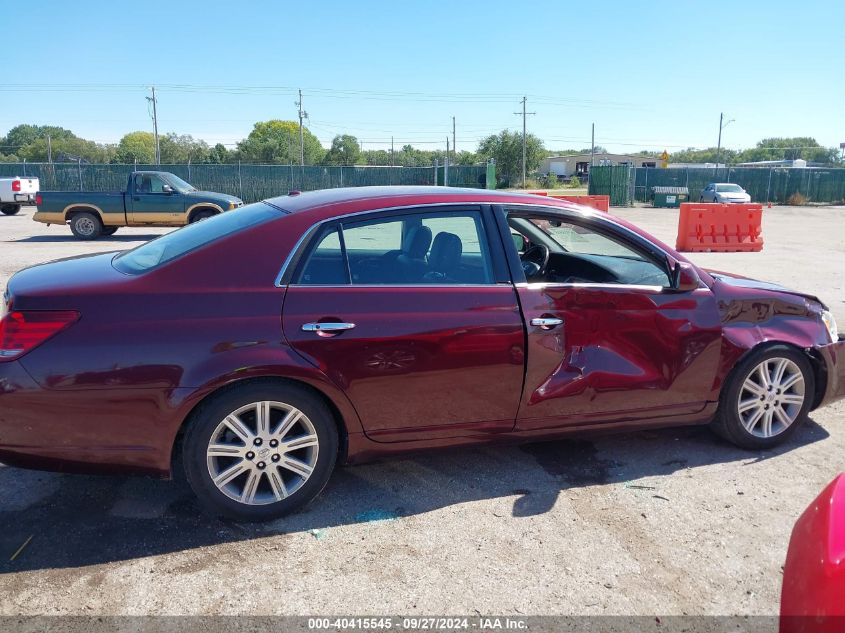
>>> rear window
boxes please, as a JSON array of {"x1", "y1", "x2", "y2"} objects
[{"x1": 112, "y1": 203, "x2": 281, "y2": 274}]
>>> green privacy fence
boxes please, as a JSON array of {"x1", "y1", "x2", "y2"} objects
[
  {"x1": 587, "y1": 165, "x2": 633, "y2": 206},
  {"x1": 632, "y1": 167, "x2": 845, "y2": 204},
  {"x1": 0, "y1": 162, "x2": 491, "y2": 204},
  {"x1": 588, "y1": 165, "x2": 845, "y2": 205}
]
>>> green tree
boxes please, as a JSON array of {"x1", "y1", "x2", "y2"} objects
[
  {"x1": 736, "y1": 137, "x2": 839, "y2": 164},
  {"x1": 323, "y1": 134, "x2": 362, "y2": 165},
  {"x1": 117, "y1": 131, "x2": 156, "y2": 163},
  {"x1": 159, "y1": 133, "x2": 211, "y2": 163},
  {"x1": 477, "y1": 130, "x2": 545, "y2": 187},
  {"x1": 208, "y1": 143, "x2": 231, "y2": 164},
  {"x1": 237, "y1": 120, "x2": 323, "y2": 164}
]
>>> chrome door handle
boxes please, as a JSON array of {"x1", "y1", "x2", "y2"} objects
[
  {"x1": 302, "y1": 322, "x2": 356, "y2": 332},
  {"x1": 531, "y1": 317, "x2": 563, "y2": 328}
]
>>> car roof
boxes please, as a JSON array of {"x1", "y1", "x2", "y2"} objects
[{"x1": 264, "y1": 186, "x2": 572, "y2": 213}]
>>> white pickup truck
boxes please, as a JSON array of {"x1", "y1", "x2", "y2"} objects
[{"x1": 0, "y1": 176, "x2": 40, "y2": 215}]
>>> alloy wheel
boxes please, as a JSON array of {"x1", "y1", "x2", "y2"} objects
[
  {"x1": 206, "y1": 400, "x2": 319, "y2": 505},
  {"x1": 737, "y1": 357, "x2": 805, "y2": 438}
]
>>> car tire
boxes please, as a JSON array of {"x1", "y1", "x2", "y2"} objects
[
  {"x1": 190, "y1": 210, "x2": 215, "y2": 223},
  {"x1": 102, "y1": 226, "x2": 119, "y2": 236},
  {"x1": 69, "y1": 212, "x2": 103, "y2": 240},
  {"x1": 182, "y1": 381, "x2": 339, "y2": 521},
  {"x1": 1, "y1": 204, "x2": 21, "y2": 216},
  {"x1": 711, "y1": 345, "x2": 814, "y2": 450}
]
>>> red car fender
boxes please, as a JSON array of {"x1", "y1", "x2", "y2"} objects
[{"x1": 781, "y1": 473, "x2": 845, "y2": 632}]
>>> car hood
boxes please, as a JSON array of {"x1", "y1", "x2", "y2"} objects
[
  {"x1": 185, "y1": 191, "x2": 242, "y2": 205},
  {"x1": 705, "y1": 268, "x2": 825, "y2": 307}
]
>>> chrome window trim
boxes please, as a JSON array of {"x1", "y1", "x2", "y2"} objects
[
  {"x1": 274, "y1": 201, "x2": 496, "y2": 288},
  {"x1": 515, "y1": 281, "x2": 667, "y2": 292},
  {"x1": 286, "y1": 283, "x2": 511, "y2": 289}
]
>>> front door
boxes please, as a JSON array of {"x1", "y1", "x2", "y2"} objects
[
  {"x1": 500, "y1": 206, "x2": 722, "y2": 430},
  {"x1": 128, "y1": 173, "x2": 184, "y2": 224},
  {"x1": 282, "y1": 206, "x2": 525, "y2": 442}
]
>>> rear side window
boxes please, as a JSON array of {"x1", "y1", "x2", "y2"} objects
[
  {"x1": 293, "y1": 209, "x2": 494, "y2": 286},
  {"x1": 113, "y1": 203, "x2": 280, "y2": 274}
]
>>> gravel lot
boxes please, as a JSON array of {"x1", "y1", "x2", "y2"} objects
[{"x1": 1, "y1": 203, "x2": 844, "y2": 616}]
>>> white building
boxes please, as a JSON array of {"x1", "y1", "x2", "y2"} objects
[{"x1": 539, "y1": 153, "x2": 659, "y2": 178}]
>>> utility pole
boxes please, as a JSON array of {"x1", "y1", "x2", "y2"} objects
[
  {"x1": 391, "y1": 136, "x2": 394, "y2": 167},
  {"x1": 452, "y1": 116, "x2": 456, "y2": 163},
  {"x1": 590, "y1": 123, "x2": 595, "y2": 167},
  {"x1": 514, "y1": 96, "x2": 536, "y2": 188},
  {"x1": 146, "y1": 86, "x2": 160, "y2": 165},
  {"x1": 716, "y1": 112, "x2": 734, "y2": 172},
  {"x1": 47, "y1": 134, "x2": 52, "y2": 163},
  {"x1": 296, "y1": 89, "x2": 308, "y2": 167},
  {"x1": 716, "y1": 112, "x2": 723, "y2": 170},
  {"x1": 445, "y1": 138, "x2": 450, "y2": 186}
]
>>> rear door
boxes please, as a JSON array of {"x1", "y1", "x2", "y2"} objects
[
  {"x1": 127, "y1": 173, "x2": 185, "y2": 224},
  {"x1": 281, "y1": 205, "x2": 525, "y2": 442}
]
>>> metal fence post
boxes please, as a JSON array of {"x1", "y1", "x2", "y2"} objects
[
  {"x1": 434, "y1": 159, "x2": 439, "y2": 185},
  {"x1": 187, "y1": 158, "x2": 191, "y2": 182},
  {"x1": 766, "y1": 168, "x2": 772, "y2": 204},
  {"x1": 237, "y1": 161, "x2": 243, "y2": 199},
  {"x1": 78, "y1": 159, "x2": 83, "y2": 191},
  {"x1": 22, "y1": 159, "x2": 26, "y2": 177}
]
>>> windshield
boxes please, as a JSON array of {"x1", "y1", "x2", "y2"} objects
[
  {"x1": 112, "y1": 203, "x2": 281, "y2": 274},
  {"x1": 716, "y1": 184, "x2": 743, "y2": 193},
  {"x1": 164, "y1": 173, "x2": 198, "y2": 192}
]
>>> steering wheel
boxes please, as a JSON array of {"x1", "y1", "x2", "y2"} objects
[{"x1": 520, "y1": 244, "x2": 550, "y2": 279}]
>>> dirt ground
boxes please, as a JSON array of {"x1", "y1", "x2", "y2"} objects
[{"x1": 1, "y1": 203, "x2": 844, "y2": 616}]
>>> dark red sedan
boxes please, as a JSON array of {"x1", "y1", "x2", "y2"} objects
[{"x1": 1, "y1": 187, "x2": 843, "y2": 520}]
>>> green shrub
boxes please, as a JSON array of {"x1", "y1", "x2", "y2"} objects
[
  {"x1": 546, "y1": 173, "x2": 559, "y2": 189},
  {"x1": 568, "y1": 175, "x2": 581, "y2": 188}
]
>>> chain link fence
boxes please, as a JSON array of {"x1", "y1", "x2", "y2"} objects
[{"x1": 0, "y1": 162, "x2": 491, "y2": 204}]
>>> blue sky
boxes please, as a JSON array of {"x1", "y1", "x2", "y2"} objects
[{"x1": 4, "y1": 0, "x2": 843, "y2": 154}]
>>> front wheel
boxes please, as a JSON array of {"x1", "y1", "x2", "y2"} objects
[
  {"x1": 69, "y1": 212, "x2": 103, "y2": 240},
  {"x1": 1, "y1": 204, "x2": 21, "y2": 216},
  {"x1": 712, "y1": 345, "x2": 814, "y2": 449},
  {"x1": 190, "y1": 210, "x2": 215, "y2": 223},
  {"x1": 182, "y1": 382, "x2": 338, "y2": 521},
  {"x1": 101, "y1": 226, "x2": 119, "y2": 236}
]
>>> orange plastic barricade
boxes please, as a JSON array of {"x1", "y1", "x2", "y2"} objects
[
  {"x1": 548, "y1": 195, "x2": 610, "y2": 212},
  {"x1": 676, "y1": 203, "x2": 764, "y2": 252}
]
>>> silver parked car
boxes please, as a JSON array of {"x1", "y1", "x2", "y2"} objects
[{"x1": 700, "y1": 183, "x2": 751, "y2": 203}]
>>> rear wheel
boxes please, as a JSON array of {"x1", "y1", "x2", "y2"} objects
[
  {"x1": 712, "y1": 345, "x2": 814, "y2": 449},
  {"x1": 1, "y1": 204, "x2": 21, "y2": 216},
  {"x1": 182, "y1": 382, "x2": 338, "y2": 521},
  {"x1": 69, "y1": 212, "x2": 103, "y2": 240},
  {"x1": 101, "y1": 226, "x2": 119, "y2": 236}
]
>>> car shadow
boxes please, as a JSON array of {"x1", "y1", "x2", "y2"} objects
[
  {"x1": 0, "y1": 420, "x2": 830, "y2": 573},
  {"x1": 9, "y1": 234, "x2": 163, "y2": 243}
]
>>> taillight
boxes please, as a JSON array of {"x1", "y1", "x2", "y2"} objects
[
  {"x1": 0, "y1": 310, "x2": 79, "y2": 361},
  {"x1": 35, "y1": 194, "x2": 42, "y2": 205},
  {"x1": 11, "y1": 179, "x2": 21, "y2": 192}
]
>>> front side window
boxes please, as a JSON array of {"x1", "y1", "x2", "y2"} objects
[
  {"x1": 294, "y1": 209, "x2": 494, "y2": 285},
  {"x1": 135, "y1": 173, "x2": 168, "y2": 194},
  {"x1": 508, "y1": 213, "x2": 670, "y2": 287}
]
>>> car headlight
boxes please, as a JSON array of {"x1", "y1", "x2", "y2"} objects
[
  {"x1": 822, "y1": 310, "x2": 839, "y2": 342},
  {"x1": 228, "y1": 201, "x2": 237, "y2": 210}
]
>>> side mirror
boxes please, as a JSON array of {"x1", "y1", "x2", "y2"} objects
[
  {"x1": 511, "y1": 233, "x2": 527, "y2": 252},
  {"x1": 161, "y1": 184, "x2": 174, "y2": 194},
  {"x1": 670, "y1": 260, "x2": 700, "y2": 292}
]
